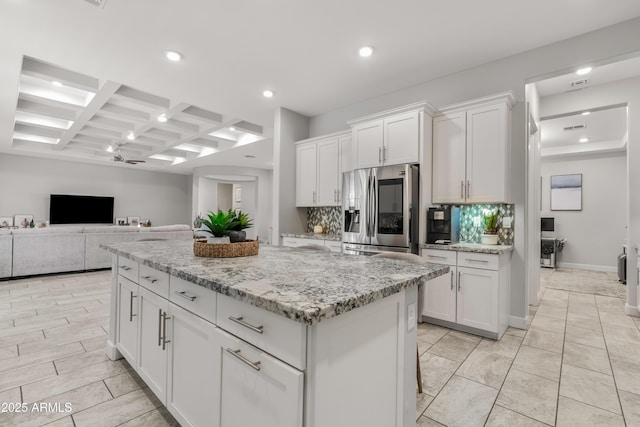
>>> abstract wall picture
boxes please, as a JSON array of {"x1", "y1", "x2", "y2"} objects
[{"x1": 551, "y1": 174, "x2": 582, "y2": 211}]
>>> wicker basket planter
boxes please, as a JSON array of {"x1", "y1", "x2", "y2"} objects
[{"x1": 193, "y1": 238, "x2": 259, "y2": 258}]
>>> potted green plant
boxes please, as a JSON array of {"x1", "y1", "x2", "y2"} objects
[
  {"x1": 481, "y1": 209, "x2": 499, "y2": 245},
  {"x1": 228, "y1": 210, "x2": 254, "y2": 243},
  {"x1": 200, "y1": 210, "x2": 238, "y2": 244}
]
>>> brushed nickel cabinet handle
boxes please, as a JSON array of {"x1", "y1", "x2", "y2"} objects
[
  {"x1": 175, "y1": 290, "x2": 197, "y2": 301},
  {"x1": 428, "y1": 255, "x2": 447, "y2": 260},
  {"x1": 450, "y1": 271, "x2": 453, "y2": 291},
  {"x1": 162, "y1": 312, "x2": 171, "y2": 351},
  {"x1": 141, "y1": 275, "x2": 157, "y2": 284},
  {"x1": 458, "y1": 271, "x2": 461, "y2": 291},
  {"x1": 119, "y1": 265, "x2": 131, "y2": 272},
  {"x1": 129, "y1": 291, "x2": 137, "y2": 322},
  {"x1": 228, "y1": 315, "x2": 264, "y2": 334},
  {"x1": 226, "y1": 348, "x2": 261, "y2": 371},
  {"x1": 158, "y1": 309, "x2": 163, "y2": 347},
  {"x1": 383, "y1": 146, "x2": 387, "y2": 161},
  {"x1": 467, "y1": 180, "x2": 470, "y2": 198},
  {"x1": 460, "y1": 181, "x2": 464, "y2": 199},
  {"x1": 465, "y1": 258, "x2": 489, "y2": 263}
]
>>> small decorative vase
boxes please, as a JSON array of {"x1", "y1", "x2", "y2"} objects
[
  {"x1": 228, "y1": 230, "x2": 246, "y2": 243},
  {"x1": 206, "y1": 236, "x2": 230, "y2": 244},
  {"x1": 481, "y1": 234, "x2": 499, "y2": 245}
]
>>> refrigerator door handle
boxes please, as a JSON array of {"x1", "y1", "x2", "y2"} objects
[
  {"x1": 371, "y1": 176, "x2": 377, "y2": 238},
  {"x1": 366, "y1": 174, "x2": 372, "y2": 237}
]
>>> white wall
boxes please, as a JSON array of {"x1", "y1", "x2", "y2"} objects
[
  {"x1": 217, "y1": 183, "x2": 233, "y2": 212},
  {"x1": 307, "y1": 17, "x2": 640, "y2": 322},
  {"x1": 197, "y1": 177, "x2": 218, "y2": 217},
  {"x1": 233, "y1": 182, "x2": 257, "y2": 240},
  {"x1": 0, "y1": 153, "x2": 190, "y2": 226},
  {"x1": 540, "y1": 153, "x2": 626, "y2": 270}
]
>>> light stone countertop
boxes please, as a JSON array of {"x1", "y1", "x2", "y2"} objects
[
  {"x1": 421, "y1": 242, "x2": 514, "y2": 255},
  {"x1": 103, "y1": 240, "x2": 448, "y2": 325},
  {"x1": 281, "y1": 232, "x2": 342, "y2": 242}
]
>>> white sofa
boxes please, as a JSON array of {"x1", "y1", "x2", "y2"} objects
[{"x1": 3, "y1": 224, "x2": 193, "y2": 278}]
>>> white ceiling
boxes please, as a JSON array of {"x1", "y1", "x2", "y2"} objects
[{"x1": 2, "y1": 0, "x2": 640, "y2": 173}]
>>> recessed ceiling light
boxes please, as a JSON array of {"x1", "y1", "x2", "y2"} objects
[
  {"x1": 165, "y1": 50, "x2": 183, "y2": 62},
  {"x1": 126, "y1": 132, "x2": 135, "y2": 141},
  {"x1": 576, "y1": 67, "x2": 592, "y2": 76},
  {"x1": 157, "y1": 114, "x2": 168, "y2": 123},
  {"x1": 262, "y1": 90, "x2": 274, "y2": 98},
  {"x1": 582, "y1": 111, "x2": 591, "y2": 116},
  {"x1": 107, "y1": 146, "x2": 114, "y2": 153},
  {"x1": 229, "y1": 127, "x2": 236, "y2": 132},
  {"x1": 579, "y1": 137, "x2": 589, "y2": 143},
  {"x1": 52, "y1": 81, "x2": 63, "y2": 87},
  {"x1": 358, "y1": 46, "x2": 374, "y2": 58}
]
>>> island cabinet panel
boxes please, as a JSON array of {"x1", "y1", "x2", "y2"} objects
[
  {"x1": 217, "y1": 328, "x2": 304, "y2": 427},
  {"x1": 116, "y1": 276, "x2": 138, "y2": 366},
  {"x1": 136, "y1": 286, "x2": 170, "y2": 403},
  {"x1": 217, "y1": 294, "x2": 307, "y2": 370},
  {"x1": 421, "y1": 269, "x2": 456, "y2": 323},
  {"x1": 139, "y1": 264, "x2": 169, "y2": 299},
  {"x1": 169, "y1": 276, "x2": 216, "y2": 324},
  {"x1": 117, "y1": 255, "x2": 139, "y2": 283},
  {"x1": 456, "y1": 267, "x2": 499, "y2": 331},
  {"x1": 166, "y1": 303, "x2": 221, "y2": 427}
]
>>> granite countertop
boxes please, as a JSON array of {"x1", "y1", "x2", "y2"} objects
[
  {"x1": 281, "y1": 232, "x2": 342, "y2": 242},
  {"x1": 421, "y1": 242, "x2": 514, "y2": 255},
  {"x1": 103, "y1": 240, "x2": 448, "y2": 325}
]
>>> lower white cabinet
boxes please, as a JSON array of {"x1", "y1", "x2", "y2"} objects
[
  {"x1": 116, "y1": 276, "x2": 138, "y2": 366},
  {"x1": 420, "y1": 249, "x2": 510, "y2": 339},
  {"x1": 217, "y1": 328, "x2": 304, "y2": 427},
  {"x1": 137, "y1": 286, "x2": 169, "y2": 403}
]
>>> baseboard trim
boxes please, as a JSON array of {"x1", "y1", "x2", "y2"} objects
[
  {"x1": 509, "y1": 315, "x2": 528, "y2": 329},
  {"x1": 105, "y1": 340, "x2": 122, "y2": 361},
  {"x1": 556, "y1": 262, "x2": 617, "y2": 273},
  {"x1": 625, "y1": 304, "x2": 640, "y2": 317}
]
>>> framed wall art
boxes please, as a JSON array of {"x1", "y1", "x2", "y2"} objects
[{"x1": 550, "y1": 174, "x2": 582, "y2": 211}]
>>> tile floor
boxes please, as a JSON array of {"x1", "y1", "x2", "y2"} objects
[{"x1": 0, "y1": 268, "x2": 638, "y2": 426}]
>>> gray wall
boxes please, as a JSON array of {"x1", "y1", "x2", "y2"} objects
[
  {"x1": 307, "y1": 17, "x2": 640, "y2": 321},
  {"x1": 0, "y1": 153, "x2": 191, "y2": 226},
  {"x1": 541, "y1": 152, "x2": 626, "y2": 270}
]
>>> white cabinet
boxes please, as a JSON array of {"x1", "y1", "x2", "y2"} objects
[
  {"x1": 296, "y1": 132, "x2": 349, "y2": 207},
  {"x1": 136, "y1": 286, "x2": 170, "y2": 403},
  {"x1": 350, "y1": 106, "x2": 428, "y2": 170},
  {"x1": 340, "y1": 133, "x2": 353, "y2": 173},
  {"x1": 420, "y1": 248, "x2": 510, "y2": 339},
  {"x1": 166, "y1": 303, "x2": 221, "y2": 427},
  {"x1": 217, "y1": 328, "x2": 304, "y2": 427},
  {"x1": 116, "y1": 276, "x2": 138, "y2": 366},
  {"x1": 432, "y1": 93, "x2": 514, "y2": 204}
]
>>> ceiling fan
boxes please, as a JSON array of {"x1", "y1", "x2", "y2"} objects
[{"x1": 113, "y1": 142, "x2": 146, "y2": 164}]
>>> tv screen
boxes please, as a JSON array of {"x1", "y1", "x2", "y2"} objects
[
  {"x1": 50, "y1": 194, "x2": 114, "y2": 225},
  {"x1": 541, "y1": 217, "x2": 555, "y2": 232}
]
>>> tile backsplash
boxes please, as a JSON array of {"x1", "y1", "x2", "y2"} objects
[
  {"x1": 307, "y1": 207, "x2": 342, "y2": 235},
  {"x1": 459, "y1": 204, "x2": 514, "y2": 245}
]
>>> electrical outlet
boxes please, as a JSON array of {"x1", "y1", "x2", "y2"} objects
[
  {"x1": 503, "y1": 216, "x2": 512, "y2": 229},
  {"x1": 473, "y1": 217, "x2": 482, "y2": 227}
]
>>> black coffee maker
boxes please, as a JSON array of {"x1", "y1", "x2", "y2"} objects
[{"x1": 426, "y1": 206, "x2": 460, "y2": 244}]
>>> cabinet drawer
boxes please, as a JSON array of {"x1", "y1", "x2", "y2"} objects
[
  {"x1": 421, "y1": 249, "x2": 456, "y2": 266},
  {"x1": 138, "y1": 264, "x2": 169, "y2": 298},
  {"x1": 169, "y1": 276, "x2": 216, "y2": 324},
  {"x1": 324, "y1": 240, "x2": 342, "y2": 252},
  {"x1": 217, "y1": 294, "x2": 307, "y2": 370},
  {"x1": 457, "y1": 252, "x2": 499, "y2": 271},
  {"x1": 117, "y1": 256, "x2": 139, "y2": 283}
]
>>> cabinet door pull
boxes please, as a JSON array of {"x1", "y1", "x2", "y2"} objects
[
  {"x1": 129, "y1": 291, "x2": 137, "y2": 322},
  {"x1": 465, "y1": 258, "x2": 489, "y2": 264},
  {"x1": 460, "y1": 181, "x2": 464, "y2": 199},
  {"x1": 162, "y1": 312, "x2": 171, "y2": 351},
  {"x1": 228, "y1": 315, "x2": 264, "y2": 334},
  {"x1": 450, "y1": 271, "x2": 453, "y2": 291},
  {"x1": 226, "y1": 348, "x2": 262, "y2": 371},
  {"x1": 158, "y1": 308, "x2": 163, "y2": 347},
  {"x1": 428, "y1": 254, "x2": 446, "y2": 260},
  {"x1": 383, "y1": 146, "x2": 387, "y2": 162},
  {"x1": 337, "y1": 189, "x2": 341, "y2": 202},
  {"x1": 458, "y1": 271, "x2": 461, "y2": 291},
  {"x1": 313, "y1": 191, "x2": 317, "y2": 203},
  {"x1": 119, "y1": 265, "x2": 131, "y2": 272},
  {"x1": 378, "y1": 146, "x2": 382, "y2": 163},
  {"x1": 140, "y1": 275, "x2": 157, "y2": 284},
  {"x1": 175, "y1": 290, "x2": 197, "y2": 301},
  {"x1": 467, "y1": 180, "x2": 470, "y2": 198}
]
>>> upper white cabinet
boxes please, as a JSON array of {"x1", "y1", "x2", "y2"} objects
[
  {"x1": 348, "y1": 102, "x2": 435, "y2": 170},
  {"x1": 432, "y1": 92, "x2": 514, "y2": 204},
  {"x1": 296, "y1": 131, "x2": 351, "y2": 207}
]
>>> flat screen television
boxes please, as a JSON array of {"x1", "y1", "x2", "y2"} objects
[
  {"x1": 541, "y1": 217, "x2": 555, "y2": 232},
  {"x1": 49, "y1": 194, "x2": 114, "y2": 224}
]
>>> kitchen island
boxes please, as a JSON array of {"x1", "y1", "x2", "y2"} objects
[{"x1": 104, "y1": 240, "x2": 448, "y2": 427}]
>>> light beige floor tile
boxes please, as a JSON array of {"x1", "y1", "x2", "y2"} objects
[
  {"x1": 80, "y1": 335, "x2": 107, "y2": 352},
  {"x1": 610, "y1": 358, "x2": 640, "y2": 395},
  {"x1": 568, "y1": 292, "x2": 596, "y2": 304},
  {"x1": 602, "y1": 324, "x2": 640, "y2": 344},
  {"x1": 427, "y1": 332, "x2": 478, "y2": 362},
  {"x1": 564, "y1": 325, "x2": 606, "y2": 349},
  {"x1": 0, "y1": 345, "x2": 18, "y2": 361},
  {"x1": 43, "y1": 416, "x2": 75, "y2": 427},
  {"x1": 598, "y1": 311, "x2": 638, "y2": 328},
  {"x1": 416, "y1": 416, "x2": 445, "y2": 426},
  {"x1": 522, "y1": 327, "x2": 564, "y2": 354},
  {"x1": 1, "y1": 330, "x2": 45, "y2": 350},
  {"x1": 0, "y1": 387, "x2": 22, "y2": 403},
  {"x1": 485, "y1": 405, "x2": 549, "y2": 427},
  {"x1": 606, "y1": 338, "x2": 640, "y2": 365},
  {"x1": 456, "y1": 349, "x2": 513, "y2": 389},
  {"x1": 36, "y1": 301, "x2": 102, "y2": 316},
  {"x1": 12, "y1": 308, "x2": 86, "y2": 328},
  {"x1": 118, "y1": 407, "x2": 180, "y2": 427},
  {"x1": 542, "y1": 288, "x2": 569, "y2": 301},
  {"x1": 496, "y1": 369, "x2": 558, "y2": 425},
  {"x1": 565, "y1": 310, "x2": 601, "y2": 332},
  {"x1": 22, "y1": 360, "x2": 128, "y2": 403},
  {"x1": 504, "y1": 327, "x2": 526, "y2": 338},
  {"x1": 633, "y1": 316, "x2": 640, "y2": 330},
  {"x1": 530, "y1": 314, "x2": 566, "y2": 333},
  {"x1": 0, "y1": 318, "x2": 69, "y2": 339},
  {"x1": 556, "y1": 396, "x2": 624, "y2": 427},
  {"x1": 0, "y1": 361, "x2": 57, "y2": 393},
  {"x1": 595, "y1": 295, "x2": 626, "y2": 313},
  {"x1": 562, "y1": 341, "x2": 611, "y2": 375},
  {"x1": 560, "y1": 363, "x2": 621, "y2": 414},
  {"x1": 475, "y1": 334, "x2": 522, "y2": 358},
  {"x1": 0, "y1": 308, "x2": 37, "y2": 323},
  {"x1": 18, "y1": 325, "x2": 106, "y2": 356},
  {"x1": 103, "y1": 367, "x2": 147, "y2": 398},
  {"x1": 0, "y1": 342, "x2": 84, "y2": 375},
  {"x1": 416, "y1": 392, "x2": 434, "y2": 419},
  {"x1": 618, "y1": 390, "x2": 640, "y2": 426},
  {"x1": 419, "y1": 352, "x2": 461, "y2": 396},
  {"x1": 511, "y1": 344, "x2": 561, "y2": 382},
  {"x1": 448, "y1": 329, "x2": 483, "y2": 344},
  {"x1": 54, "y1": 348, "x2": 109, "y2": 374},
  {"x1": 417, "y1": 323, "x2": 450, "y2": 350},
  {"x1": 535, "y1": 304, "x2": 567, "y2": 320},
  {"x1": 72, "y1": 388, "x2": 161, "y2": 427}
]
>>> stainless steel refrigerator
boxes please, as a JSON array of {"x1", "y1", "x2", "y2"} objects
[{"x1": 342, "y1": 163, "x2": 419, "y2": 255}]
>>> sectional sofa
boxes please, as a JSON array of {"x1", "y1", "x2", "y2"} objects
[{"x1": 1, "y1": 224, "x2": 193, "y2": 278}]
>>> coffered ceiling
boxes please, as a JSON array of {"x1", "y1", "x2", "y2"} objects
[{"x1": 1, "y1": 0, "x2": 640, "y2": 173}]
